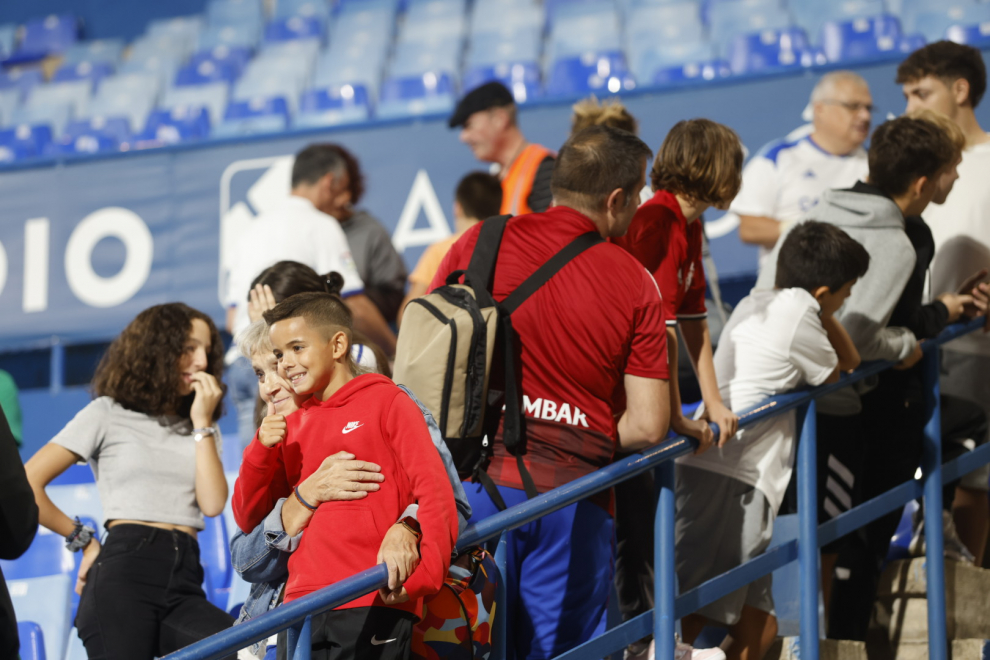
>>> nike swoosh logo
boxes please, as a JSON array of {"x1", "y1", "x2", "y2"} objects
[
  {"x1": 342, "y1": 423, "x2": 363, "y2": 434},
  {"x1": 370, "y1": 635, "x2": 397, "y2": 645}
]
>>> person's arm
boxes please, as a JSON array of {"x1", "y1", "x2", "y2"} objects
[
  {"x1": 345, "y1": 293, "x2": 397, "y2": 356},
  {"x1": 0, "y1": 408, "x2": 37, "y2": 560},
  {"x1": 233, "y1": 436, "x2": 290, "y2": 533},
  {"x1": 230, "y1": 500, "x2": 291, "y2": 585},
  {"x1": 188, "y1": 372, "x2": 228, "y2": 518},
  {"x1": 680, "y1": 318, "x2": 738, "y2": 447},
  {"x1": 616, "y1": 374, "x2": 670, "y2": 450},
  {"x1": 665, "y1": 326, "x2": 715, "y2": 454},
  {"x1": 819, "y1": 314, "x2": 860, "y2": 383},
  {"x1": 738, "y1": 215, "x2": 786, "y2": 249}
]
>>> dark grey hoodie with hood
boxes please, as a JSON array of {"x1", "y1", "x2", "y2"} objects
[{"x1": 755, "y1": 184, "x2": 919, "y2": 415}]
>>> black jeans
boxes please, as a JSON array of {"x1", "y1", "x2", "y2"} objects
[
  {"x1": 613, "y1": 466, "x2": 655, "y2": 631},
  {"x1": 276, "y1": 606, "x2": 415, "y2": 660},
  {"x1": 75, "y1": 524, "x2": 235, "y2": 660}
]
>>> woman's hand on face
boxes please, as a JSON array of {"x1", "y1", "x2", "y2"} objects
[
  {"x1": 298, "y1": 451, "x2": 384, "y2": 504},
  {"x1": 189, "y1": 372, "x2": 223, "y2": 429},
  {"x1": 247, "y1": 284, "x2": 278, "y2": 323},
  {"x1": 75, "y1": 538, "x2": 101, "y2": 596}
]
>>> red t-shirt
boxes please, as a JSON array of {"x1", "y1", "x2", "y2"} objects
[
  {"x1": 612, "y1": 189, "x2": 707, "y2": 325},
  {"x1": 430, "y1": 206, "x2": 668, "y2": 497}
]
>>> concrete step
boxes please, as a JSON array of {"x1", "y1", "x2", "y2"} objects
[
  {"x1": 871, "y1": 557, "x2": 990, "y2": 648},
  {"x1": 764, "y1": 637, "x2": 867, "y2": 660},
  {"x1": 868, "y1": 639, "x2": 990, "y2": 660}
]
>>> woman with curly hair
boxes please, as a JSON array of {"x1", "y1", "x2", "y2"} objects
[{"x1": 25, "y1": 303, "x2": 235, "y2": 660}]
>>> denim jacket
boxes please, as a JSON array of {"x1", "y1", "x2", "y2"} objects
[{"x1": 230, "y1": 386, "x2": 472, "y2": 651}]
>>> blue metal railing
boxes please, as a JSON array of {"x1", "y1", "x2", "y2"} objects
[{"x1": 163, "y1": 317, "x2": 990, "y2": 660}]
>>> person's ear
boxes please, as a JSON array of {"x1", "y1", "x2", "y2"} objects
[
  {"x1": 331, "y1": 330, "x2": 349, "y2": 362},
  {"x1": 952, "y1": 77, "x2": 971, "y2": 108},
  {"x1": 605, "y1": 187, "x2": 625, "y2": 217},
  {"x1": 811, "y1": 285, "x2": 831, "y2": 303},
  {"x1": 913, "y1": 174, "x2": 931, "y2": 199},
  {"x1": 452, "y1": 200, "x2": 464, "y2": 221}
]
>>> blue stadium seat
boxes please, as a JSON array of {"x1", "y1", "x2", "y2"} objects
[
  {"x1": 64, "y1": 116, "x2": 132, "y2": 145},
  {"x1": 200, "y1": 514, "x2": 233, "y2": 608},
  {"x1": 175, "y1": 58, "x2": 241, "y2": 86},
  {"x1": 198, "y1": 23, "x2": 262, "y2": 50},
  {"x1": 466, "y1": 29, "x2": 542, "y2": 67},
  {"x1": 899, "y1": 0, "x2": 972, "y2": 35},
  {"x1": 0, "y1": 69, "x2": 44, "y2": 96},
  {"x1": 0, "y1": 88, "x2": 19, "y2": 126},
  {"x1": 471, "y1": 0, "x2": 542, "y2": 35},
  {"x1": 8, "y1": 106, "x2": 70, "y2": 139},
  {"x1": 886, "y1": 500, "x2": 920, "y2": 562},
  {"x1": 25, "y1": 81, "x2": 91, "y2": 125},
  {"x1": 163, "y1": 82, "x2": 230, "y2": 128},
  {"x1": 138, "y1": 107, "x2": 212, "y2": 144},
  {"x1": 64, "y1": 628, "x2": 86, "y2": 660},
  {"x1": 630, "y1": 40, "x2": 716, "y2": 85},
  {"x1": 0, "y1": 141, "x2": 29, "y2": 163},
  {"x1": 652, "y1": 59, "x2": 732, "y2": 86},
  {"x1": 86, "y1": 73, "x2": 160, "y2": 135},
  {"x1": 312, "y1": 58, "x2": 383, "y2": 96},
  {"x1": 627, "y1": 3, "x2": 705, "y2": 46},
  {"x1": 275, "y1": 0, "x2": 332, "y2": 20},
  {"x1": 190, "y1": 46, "x2": 253, "y2": 78},
  {"x1": 55, "y1": 132, "x2": 118, "y2": 155},
  {"x1": 257, "y1": 39, "x2": 322, "y2": 75},
  {"x1": 914, "y1": 4, "x2": 990, "y2": 44},
  {"x1": 820, "y1": 15, "x2": 902, "y2": 63},
  {"x1": 237, "y1": 58, "x2": 309, "y2": 113},
  {"x1": 406, "y1": 0, "x2": 466, "y2": 17},
  {"x1": 726, "y1": 28, "x2": 812, "y2": 74},
  {"x1": 119, "y1": 53, "x2": 181, "y2": 88},
  {"x1": 17, "y1": 621, "x2": 45, "y2": 660},
  {"x1": 792, "y1": 0, "x2": 885, "y2": 44},
  {"x1": 265, "y1": 15, "x2": 326, "y2": 42},
  {"x1": 147, "y1": 15, "x2": 205, "y2": 42},
  {"x1": 546, "y1": 51, "x2": 636, "y2": 98},
  {"x1": 296, "y1": 84, "x2": 371, "y2": 126},
  {"x1": 53, "y1": 61, "x2": 115, "y2": 85},
  {"x1": 377, "y1": 72, "x2": 456, "y2": 119},
  {"x1": 947, "y1": 21, "x2": 990, "y2": 47},
  {"x1": 708, "y1": 0, "x2": 791, "y2": 46},
  {"x1": 390, "y1": 41, "x2": 460, "y2": 78},
  {"x1": 0, "y1": 23, "x2": 17, "y2": 59},
  {"x1": 548, "y1": 5, "x2": 622, "y2": 60},
  {"x1": 463, "y1": 62, "x2": 541, "y2": 103},
  {"x1": 214, "y1": 96, "x2": 290, "y2": 137},
  {"x1": 14, "y1": 14, "x2": 79, "y2": 59},
  {"x1": 208, "y1": 0, "x2": 266, "y2": 28},
  {"x1": 62, "y1": 39, "x2": 124, "y2": 66}
]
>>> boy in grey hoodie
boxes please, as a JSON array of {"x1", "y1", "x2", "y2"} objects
[{"x1": 754, "y1": 116, "x2": 960, "y2": 619}]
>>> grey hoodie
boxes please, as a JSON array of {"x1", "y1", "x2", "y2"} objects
[{"x1": 755, "y1": 186, "x2": 918, "y2": 415}]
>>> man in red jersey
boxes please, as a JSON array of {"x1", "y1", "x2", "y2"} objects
[{"x1": 431, "y1": 126, "x2": 671, "y2": 659}]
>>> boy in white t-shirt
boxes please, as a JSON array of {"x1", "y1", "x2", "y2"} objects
[{"x1": 676, "y1": 221, "x2": 866, "y2": 660}]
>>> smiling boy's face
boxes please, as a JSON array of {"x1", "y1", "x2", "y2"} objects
[{"x1": 269, "y1": 316, "x2": 338, "y2": 398}]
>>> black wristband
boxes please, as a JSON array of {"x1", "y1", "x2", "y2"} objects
[{"x1": 293, "y1": 486, "x2": 318, "y2": 512}]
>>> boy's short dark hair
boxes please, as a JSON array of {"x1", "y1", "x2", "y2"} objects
[
  {"x1": 455, "y1": 171, "x2": 503, "y2": 220},
  {"x1": 263, "y1": 291, "x2": 353, "y2": 341},
  {"x1": 776, "y1": 221, "x2": 870, "y2": 293},
  {"x1": 896, "y1": 41, "x2": 987, "y2": 109},
  {"x1": 868, "y1": 116, "x2": 957, "y2": 197},
  {"x1": 551, "y1": 125, "x2": 653, "y2": 209},
  {"x1": 650, "y1": 118, "x2": 743, "y2": 206},
  {"x1": 291, "y1": 144, "x2": 348, "y2": 188}
]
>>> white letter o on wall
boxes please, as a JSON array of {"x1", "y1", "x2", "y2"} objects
[{"x1": 65, "y1": 208, "x2": 154, "y2": 308}]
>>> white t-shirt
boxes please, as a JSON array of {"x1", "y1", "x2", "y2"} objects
[
  {"x1": 225, "y1": 195, "x2": 365, "y2": 341},
  {"x1": 730, "y1": 135, "x2": 869, "y2": 271},
  {"x1": 926, "y1": 138, "x2": 990, "y2": 356},
  {"x1": 678, "y1": 288, "x2": 838, "y2": 514}
]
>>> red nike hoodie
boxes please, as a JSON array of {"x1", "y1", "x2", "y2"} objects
[{"x1": 233, "y1": 373, "x2": 458, "y2": 614}]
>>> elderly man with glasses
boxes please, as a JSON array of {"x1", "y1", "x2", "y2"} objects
[{"x1": 732, "y1": 71, "x2": 873, "y2": 273}]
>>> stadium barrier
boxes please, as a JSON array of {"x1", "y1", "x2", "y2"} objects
[{"x1": 162, "y1": 316, "x2": 990, "y2": 660}]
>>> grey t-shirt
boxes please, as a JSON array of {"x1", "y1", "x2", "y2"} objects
[
  {"x1": 51, "y1": 397, "x2": 220, "y2": 530},
  {"x1": 340, "y1": 209, "x2": 408, "y2": 321}
]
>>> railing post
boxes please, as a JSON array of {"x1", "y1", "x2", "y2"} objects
[
  {"x1": 921, "y1": 349, "x2": 948, "y2": 660},
  {"x1": 797, "y1": 400, "x2": 820, "y2": 660},
  {"x1": 491, "y1": 534, "x2": 508, "y2": 660},
  {"x1": 50, "y1": 336, "x2": 64, "y2": 395},
  {"x1": 654, "y1": 460, "x2": 676, "y2": 660}
]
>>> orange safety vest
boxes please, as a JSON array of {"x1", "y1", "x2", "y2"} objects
[{"x1": 500, "y1": 143, "x2": 554, "y2": 216}]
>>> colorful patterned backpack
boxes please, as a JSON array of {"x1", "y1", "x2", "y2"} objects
[{"x1": 412, "y1": 545, "x2": 500, "y2": 660}]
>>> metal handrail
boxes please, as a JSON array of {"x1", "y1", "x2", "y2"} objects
[{"x1": 163, "y1": 316, "x2": 989, "y2": 660}]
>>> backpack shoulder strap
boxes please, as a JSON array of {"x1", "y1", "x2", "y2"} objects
[
  {"x1": 500, "y1": 231, "x2": 603, "y2": 314},
  {"x1": 463, "y1": 215, "x2": 511, "y2": 304}
]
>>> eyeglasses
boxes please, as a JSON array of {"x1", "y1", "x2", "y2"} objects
[{"x1": 821, "y1": 100, "x2": 874, "y2": 114}]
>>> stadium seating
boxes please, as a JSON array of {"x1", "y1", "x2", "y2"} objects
[
  {"x1": 162, "y1": 82, "x2": 230, "y2": 128},
  {"x1": 377, "y1": 72, "x2": 456, "y2": 119},
  {"x1": 17, "y1": 622, "x2": 45, "y2": 660},
  {"x1": 0, "y1": 88, "x2": 19, "y2": 126},
  {"x1": 463, "y1": 62, "x2": 542, "y2": 102},
  {"x1": 947, "y1": 22, "x2": 990, "y2": 47},
  {"x1": 0, "y1": 124, "x2": 56, "y2": 158},
  {"x1": 62, "y1": 39, "x2": 125, "y2": 66},
  {"x1": 820, "y1": 14, "x2": 903, "y2": 63},
  {"x1": 265, "y1": 15, "x2": 326, "y2": 42},
  {"x1": 138, "y1": 107, "x2": 212, "y2": 144},
  {"x1": 13, "y1": 14, "x2": 79, "y2": 60},
  {"x1": 652, "y1": 59, "x2": 733, "y2": 86},
  {"x1": 0, "y1": 23, "x2": 16, "y2": 58},
  {"x1": 727, "y1": 28, "x2": 819, "y2": 74},
  {"x1": 708, "y1": 0, "x2": 792, "y2": 47},
  {"x1": 913, "y1": 4, "x2": 990, "y2": 44},
  {"x1": 546, "y1": 51, "x2": 637, "y2": 98},
  {"x1": 53, "y1": 61, "x2": 115, "y2": 85},
  {"x1": 84, "y1": 73, "x2": 159, "y2": 136},
  {"x1": 175, "y1": 58, "x2": 241, "y2": 86},
  {"x1": 214, "y1": 96, "x2": 290, "y2": 136},
  {"x1": 295, "y1": 84, "x2": 372, "y2": 127}
]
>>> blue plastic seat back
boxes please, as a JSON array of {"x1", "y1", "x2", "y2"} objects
[
  {"x1": 8, "y1": 107, "x2": 67, "y2": 141},
  {"x1": 821, "y1": 14, "x2": 902, "y2": 62},
  {"x1": 390, "y1": 41, "x2": 460, "y2": 78},
  {"x1": 0, "y1": 88, "x2": 20, "y2": 126},
  {"x1": 62, "y1": 39, "x2": 124, "y2": 66},
  {"x1": 53, "y1": 61, "x2": 115, "y2": 85},
  {"x1": 312, "y1": 58, "x2": 382, "y2": 94},
  {"x1": 6, "y1": 574, "x2": 73, "y2": 660},
  {"x1": 276, "y1": 0, "x2": 332, "y2": 20},
  {"x1": 55, "y1": 132, "x2": 118, "y2": 155},
  {"x1": 197, "y1": 514, "x2": 233, "y2": 608},
  {"x1": 224, "y1": 95, "x2": 289, "y2": 119},
  {"x1": 131, "y1": 32, "x2": 196, "y2": 63},
  {"x1": 265, "y1": 15, "x2": 326, "y2": 42},
  {"x1": 471, "y1": 0, "x2": 542, "y2": 36},
  {"x1": 546, "y1": 51, "x2": 636, "y2": 98},
  {"x1": 549, "y1": 5, "x2": 622, "y2": 59},
  {"x1": 0, "y1": 23, "x2": 17, "y2": 58},
  {"x1": 258, "y1": 39, "x2": 322, "y2": 74},
  {"x1": 466, "y1": 29, "x2": 542, "y2": 67},
  {"x1": 198, "y1": 23, "x2": 262, "y2": 50},
  {"x1": 296, "y1": 84, "x2": 371, "y2": 127},
  {"x1": 0, "y1": 69, "x2": 44, "y2": 96},
  {"x1": 915, "y1": 4, "x2": 990, "y2": 43},
  {"x1": 88, "y1": 75, "x2": 159, "y2": 134},
  {"x1": 727, "y1": 27, "x2": 810, "y2": 73},
  {"x1": 793, "y1": 0, "x2": 885, "y2": 44},
  {"x1": 627, "y1": 3, "x2": 704, "y2": 45},
  {"x1": 119, "y1": 53, "x2": 181, "y2": 88},
  {"x1": 208, "y1": 0, "x2": 266, "y2": 28},
  {"x1": 140, "y1": 107, "x2": 212, "y2": 144},
  {"x1": 886, "y1": 500, "x2": 920, "y2": 563},
  {"x1": 64, "y1": 116, "x2": 132, "y2": 144},
  {"x1": 26, "y1": 81, "x2": 91, "y2": 120},
  {"x1": 947, "y1": 20, "x2": 990, "y2": 46},
  {"x1": 16, "y1": 14, "x2": 79, "y2": 58},
  {"x1": 147, "y1": 15, "x2": 205, "y2": 42},
  {"x1": 0, "y1": 139, "x2": 29, "y2": 163},
  {"x1": 377, "y1": 72, "x2": 456, "y2": 119},
  {"x1": 176, "y1": 58, "x2": 241, "y2": 86},
  {"x1": 0, "y1": 527, "x2": 75, "y2": 580},
  {"x1": 708, "y1": 0, "x2": 791, "y2": 45},
  {"x1": 190, "y1": 46, "x2": 253, "y2": 78},
  {"x1": 652, "y1": 59, "x2": 732, "y2": 86},
  {"x1": 899, "y1": 0, "x2": 973, "y2": 34},
  {"x1": 17, "y1": 621, "x2": 45, "y2": 660},
  {"x1": 463, "y1": 62, "x2": 541, "y2": 103},
  {"x1": 163, "y1": 82, "x2": 230, "y2": 128},
  {"x1": 629, "y1": 39, "x2": 715, "y2": 82}
]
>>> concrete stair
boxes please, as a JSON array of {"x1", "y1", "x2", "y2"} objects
[{"x1": 764, "y1": 637, "x2": 867, "y2": 659}]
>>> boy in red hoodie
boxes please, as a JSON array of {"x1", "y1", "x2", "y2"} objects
[{"x1": 233, "y1": 292, "x2": 457, "y2": 659}]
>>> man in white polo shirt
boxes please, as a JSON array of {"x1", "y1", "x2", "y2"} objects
[
  {"x1": 732, "y1": 71, "x2": 871, "y2": 272},
  {"x1": 899, "y1": 41, "x2": 990, "y2": 564},
  {"x1": 225, "y1": 144, "x2": 397, "y2": 445}
]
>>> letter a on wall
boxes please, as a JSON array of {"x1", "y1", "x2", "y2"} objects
[{"x1": 392, "y1": 169, "x2": 451, "y2": 253}]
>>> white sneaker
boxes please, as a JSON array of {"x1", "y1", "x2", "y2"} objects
[
  {"x1": 908, "y1": 508, "x2": 976, "y2": 565},
  {"x1": 633, "y1": 637, "x2": 725, "y2": 660}
]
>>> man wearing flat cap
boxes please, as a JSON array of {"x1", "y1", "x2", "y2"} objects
[{"x1": 449, "y1": 81, "x2": 555, "y2": 216}]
